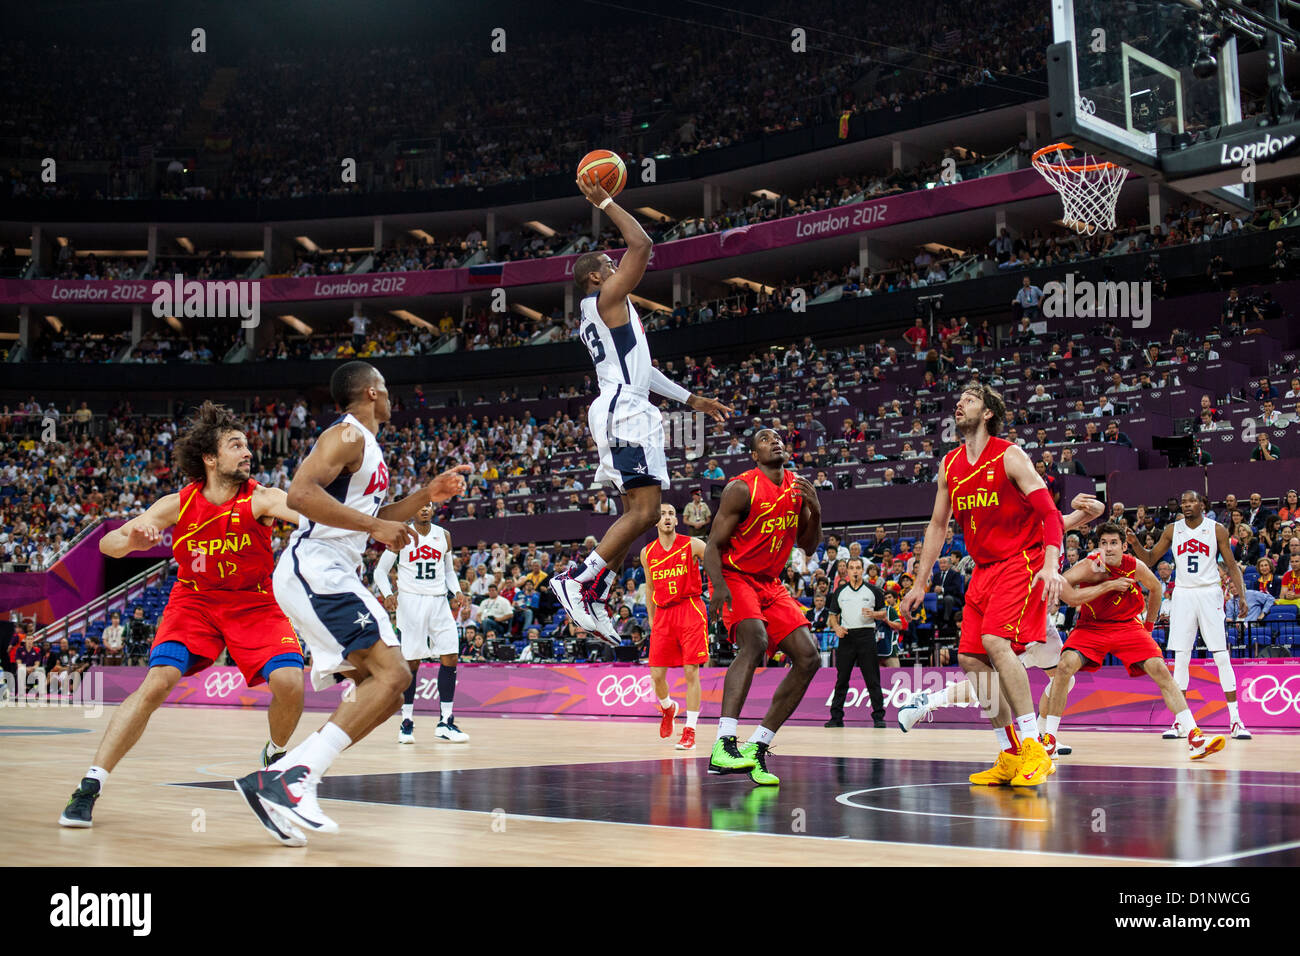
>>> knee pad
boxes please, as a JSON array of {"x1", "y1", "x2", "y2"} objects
[
  {"x1": 1211, "y1": 650, "x2": 1236, "y2": 692},
  {"x1": 1173, "y1": 652, "x2": 1190, "y2": 691}
]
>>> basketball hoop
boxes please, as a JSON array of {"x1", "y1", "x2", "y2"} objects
[{"x1": 1031, "y1": 142, "x2": 1130, "y2": 237}]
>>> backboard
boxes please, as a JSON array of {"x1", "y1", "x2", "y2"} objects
[{"x1": 1048, "y1": 0, "x2": 1251, "y2": 208}]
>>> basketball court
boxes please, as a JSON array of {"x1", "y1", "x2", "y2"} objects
[{"x1": 5, "y1": 706, "x2": 1297, "y2": 866}]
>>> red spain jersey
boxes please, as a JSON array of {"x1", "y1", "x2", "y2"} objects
[
  {"x1": 172, "y1": 479, "x2": 276, "y2": 592},
  {"x1": 720, "y1": 467, "x2": 803, "y2": 580},
  {"x1": 1078, "y1": 553, "x2": 1145, "y2": 624},
  {"x1": 942, "y1": 436, "x2": 1039, "y2": 565},
  {"x1": 645, "y1": 534, "x2": 701, "y2": 607}
]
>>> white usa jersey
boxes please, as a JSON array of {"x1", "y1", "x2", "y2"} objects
[
  {"x1": 288, "y1": 413, "x2": 388, "y2": 569},
  {"x1": 577, "y1": 292, "x2": 652, "y2": 394},
  {"x1": 1171, "y1": 518, "x2": 1219, "y2": 588},
  {"x1": 374, "y1": 524, "x2": 453, "y2": 596}
]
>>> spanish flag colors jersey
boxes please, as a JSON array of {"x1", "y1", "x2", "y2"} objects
[
  {"x1": 645, "y1": 534, "x2": 702, "y2": 607},
  {"x1": 720, "y1": 467, "x2": 803, "y2": 580},
  {"x1": 1078, "y1": 553, "x2": 1146, "y2": 624},
  {"x1": 173, "y1": 478, "x2": 275, "y2": 592},
  {"x1": 942, "y1": 436, "x2": 1040, "y2": 566}
]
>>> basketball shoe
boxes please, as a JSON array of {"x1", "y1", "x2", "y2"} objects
[
  {"x1": 1230, "y1": 720, "x2": 1252, "y2": 740},
  {"x1": 261, "y1": 740, "x2": 287, "y2": 767},
  {"x1": 897, "y1": 690, "x2": 934, "y2": 732},
  {"x1": 739, "y1": 742, "x2": 779, "y2": 786},
  {"x1": 236, "y1": 765, "x2": 339, "y2": 833},
  {"x1": 659, "y1": 701, "x2": 680, "y2": 738},
  {"x1": 1011, "y1": 736, "x2": 1054, "y2": 787},
  {"x1": 969, "y1": 750, "x2": 1021, "y2": 785},
  {"x1": 675, "y1": 727, "x2": 696, "y2": 750},
  {"x1": 583, "y1": 572, "x2": 622, "y2": 645},
  {"x1": 1055, "y1": 739, "x2": 1073, "y2": 755},
  {"x1": 58, "y1": 778, "x2": 101, "y2": 828},
  {"x1": 1188, "y1": 727, "x2": 1227, "y2": 759},
  {"x1": 709, "y1": 736, "x2": 756, "y2": 774},
  {"x1": 1161, "y1": 718, "x2": 1187, "y2": 739},
  {"x1": 232, "y1": 776, "x2": 308, "y2": 847},
  {"x1": 549, "y1": 569, "x2": 603, "y2": 636},
  {"x1": 398, "y1": 719, "x2": 415, "y2": 744},
  {"x1": 435, "y1": 717, "x2": 469, "y2": 742}
]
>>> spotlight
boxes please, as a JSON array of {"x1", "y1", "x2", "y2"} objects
[{"x1": 1193, "y1": 48, "x2": 1219, "y2": 78}]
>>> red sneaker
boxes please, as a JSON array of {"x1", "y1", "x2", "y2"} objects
[
  {"x1": 659, "y1": 701, "x2": 679, "y2": 738},
  {"x1": 675, "y1": 727, "x2": 696, "y2": 750}
]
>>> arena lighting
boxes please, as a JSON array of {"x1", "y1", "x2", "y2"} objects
[
  {"x1": 277, "y1": 314, "x2": 313, "y2": 335},
  {"x1": 923, "y1": 242, "x2": 966, "y2": 255},
  {"x1": 294, "y1": 236, "x2": 320, "y2": 252},
  {"x1": 75, "y1": 249, "x2": 149, "y2": 257},
  {"x1": 175, "y1": 237, "x2": 195, "y2": 253},
  {"x1": 750, "y1": 189, "x2": 781, "y2": 200},
  {"x1": 43, "y1": 315, "x2": 63, "y2": 332},
  {"x1": 628, "y1": 292, "x2": 672, "y2": 313},
  {"x1": 633, "y1": 206, "x2": 673, "y2": 222},
  {"x1": 407, "y1": 229, "x2": 434, "y2": 243},
  {"x1": 56, "y1": 236, "x2": 69, "y2": 247},
  {"x1": 163, "y1": 315, "x2": 183, "y2": 331},
  {"x1": 522, "y1": 220, "x2": 556, "y2": 237},
  {"x1": 388, "y1": 309, "x2": 435, "y2": 330},
  {"x1": 724, "y1": 277, "x2": 776, "y2": 294}
]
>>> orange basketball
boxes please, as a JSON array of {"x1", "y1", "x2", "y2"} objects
[{"x1": 576, "y1": 149, "x2": 627, "y2": 197}]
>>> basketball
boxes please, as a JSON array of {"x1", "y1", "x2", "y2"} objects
[{"x1": 576, "y1": 149, "x2": 627, "y2": 197}]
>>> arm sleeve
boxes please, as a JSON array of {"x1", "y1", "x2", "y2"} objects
[
  {"x1": 647, "y1": 366, "x2": 691, "y2": 404},
  {"x1": 374, "y1": 549, "x2": 397, "y2": 596},
  {"x1": 1027, "y1": 488, "x2": 1064, "y2": 551},
  {"x1": 443, "y1": 532, "x2": 459, "y2": 595}
]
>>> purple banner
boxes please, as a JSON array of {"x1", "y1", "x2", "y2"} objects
[
  {"x1": 0, "y1": 169, "x2": 1054, "y2": 305},
  {"x1": 94, "y1": 660, "x2": 1300, "y2": 728}
]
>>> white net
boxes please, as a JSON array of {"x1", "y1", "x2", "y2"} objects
[{"x1": 1032, "y1": 144, "x2": 1129, "y2": 237}]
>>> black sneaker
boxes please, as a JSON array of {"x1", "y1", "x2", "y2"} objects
[
  {"x1": 59, "y1": 777, "x2": 100, "y2": 828},
  {"x1": 873, "y1": 719, "x2": 887, "y2": 728},
  {"x1": 824, "y1": 718, "x2": 845, "y2": 728}
]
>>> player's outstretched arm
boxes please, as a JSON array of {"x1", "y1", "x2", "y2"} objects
[
  {"x1": 901, "y1": 473, "x2": 952, "y2": 616},
  {"x1": 377, "y1": 464, "x2": 472, "y2": 525},
  {"x1": 703, "y1": 479, "x2": 751, "y2": 618},
  {"x1": 1063, "y1": 493, "x2": 1105, "y2": 534},
  {"x1": 1127, "y1": 524, "x2": 1170, "y2": 567},
  {"x1": 575, "y1": 178, "x2": 652, "y2": 324},
  {"x1": 287, "y1": 422, "x2": 412, "y2": 552},
  {"x1": 100, "y1": 493, "x2": 180, "y2": 558},
  {"x1": 1004, "y1": 444, "x2": 1064, "y2": 605},
  {"x1": 252, "y1": 485, "x2": 301, "y2": 526},
  {"x1": 1215, "y1": 522, "x2": 1249, "y2": 599}
]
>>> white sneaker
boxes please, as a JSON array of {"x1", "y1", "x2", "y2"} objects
[
  {"x1": 233, "y1": 774, "x2": 308, "y2": 846},
  {"x1": 588, "y1": 599, "x2": 621, "y2": 645},
  {"x1": 398, "y1": 718, "x2": 414, "y2": 744},
  {"x1": 549, "y1": 573, "x2": 602, "y2": 635},
  {"x1": 435, "y1": 718, "x2": 470, "y2": 743},
  {"x1": 262, "y1": 801, "x2": 309, "y2": 847},
  {"x1": 1161, "y1": 719, "x2": 1185, "y2": 739},
  {"x1": 897, "y1": 691, "x2": 932, "y2": 733},
  {"x1": 1055, "y1": 739, "x2": 1073, "y2": 755},
  {"x1": 254, "y1": 765, "x2": 339, "y2": 833},
  {"x1": 1230, "y1": 720, "x2": 1252, "y2": 740}
]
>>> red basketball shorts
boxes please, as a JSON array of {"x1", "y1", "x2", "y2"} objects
[
  {"x1": 1063, "y1": 621, "x2": 1163, "y2": 677},
  {"x1": 648, "y1": 595, "x2": 710, "y2": 667},
  {"x1": 152, "y1": 587, "x2": 302, "y2": 686},
  {"x1": 721, "y1": 572, "x2": 810, "y2": 656},
  {"x1": 958, "y1": 546, "x2": 1048, "y2": 656}
]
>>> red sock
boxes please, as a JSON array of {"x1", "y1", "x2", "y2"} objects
[{"x1": 1003, "y1": 724, "x2": 1021, "y2": 755}]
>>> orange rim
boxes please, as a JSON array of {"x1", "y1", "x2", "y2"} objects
[{"x1": 1031, "y1": 142, "x2": 1121, "y2": 173}]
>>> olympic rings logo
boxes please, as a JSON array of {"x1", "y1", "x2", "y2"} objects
[
  {"x1": 203, "y1": 671, "x2": 245, "y2": 698},
  {"x1": 595, "y1": 674, "x2": 655, "y2": 708},
  {"x1": 1243, "y1": 674, "x2": 1300, "y2": 716}
]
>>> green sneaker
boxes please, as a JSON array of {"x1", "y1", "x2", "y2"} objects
[
  {"x1": 709, "y1": 736, "x2": 757, "y2": 774},
  {"x1": 740, "y1": 742, "x2": 780, "y2": 786}
]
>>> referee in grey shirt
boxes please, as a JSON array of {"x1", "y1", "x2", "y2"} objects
[{"x1": 824, "y1": 557, "x2": 889, "y2": 728}]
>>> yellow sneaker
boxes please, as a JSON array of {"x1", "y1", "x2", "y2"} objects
[
  {"x1": 969, "y1": 749, "x2": 1021, "y2": 785},
  {"x1": 1011, "y1": 736, "x2": 1054, "y2": 787},
  {"x1": 1188, "y1": 727, "x2": 1227, "y2": 760}
]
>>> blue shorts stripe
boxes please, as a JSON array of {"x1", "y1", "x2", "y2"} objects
[
  {"x1": 148, "y1": 641, "x2": 192, "y2": 673},
  {"x1": 261, "y1": 653, "x2": 305, "y2": 681}
]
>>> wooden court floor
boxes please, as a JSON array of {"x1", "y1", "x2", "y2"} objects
[{"x1": 3, "y1": 704, "x2": 1298, "y2": 866}]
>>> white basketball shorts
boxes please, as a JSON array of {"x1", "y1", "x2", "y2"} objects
[
  {"x1": 1166, "y1": 585, "x2": 1227, "y2": 654},
  {"x1": 589, "y1": 385, "x2": 669, "y2": 494},
  {"x1": 274, "y1": 539, "x2": 400, "y2": 691},
  {"x1": 396, "y1": 592, "x2": 459, "y2": 660}
]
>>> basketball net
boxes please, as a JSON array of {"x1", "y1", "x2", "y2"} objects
[{"x1": 1031, "y1": 142, "x2": 1129, "y2": 237}]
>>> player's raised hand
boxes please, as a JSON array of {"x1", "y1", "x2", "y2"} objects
[
  {"x1": 1070, "y1": 493, "x2": 1105, "y2": 518},
  {"x1": 686, "y1": 393, "x2": 733, "y2": 424},
  {"x1": 791, "y1": 475, "x2": 820, "y2": 512},
  {"x1": 425, "y1": 464, "x2": 472, "y2": 503},
  {"x1": 373, "y1": 520, "x2": 413, "y2": 553},
  {"x1": 576, "y1": 174, "x2": 611, "y2": 207},
  {"x1": 1035, "y1": 565, "x2": 1065, "y2": 607},
  {"x1": 127, "y1": 524, "x2": 162, "y2": 550}
]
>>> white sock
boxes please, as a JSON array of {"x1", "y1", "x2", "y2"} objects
[
  {"x1": 1045, "y1": 715, "x2": 1061, "y2": 735},
  {"x1": 575, "y1": 552, "x2": 607, "y2": 585},
  {"x1": 1175, "y1": 708, "x2": 1193, "y2": 733},
  {"x1": 716, "y1": 716, "x2": 738, "y2": 740},
  {"x1": 86, "y1": 766, "x2": 109, "y2": 786},
  {"x1": 440, "y1": 700, "x2": 453, "y2": 721},
  {"x1": 1227, "y1": 700, "x2": 1240, "y2": 724},
  {"x1": 686, "y1": 710, "x2": 699, "y2": 729},
  {"x1": 269, "y1": 737, "x2": 287, "y2": 752},
  {"x1": 1015, "y1": 713, "x2": 1039, "y2": 742},
  {"x1": 748, "y1": 725, "x2": 776, "y2": 746},
  {"x1": 933, "y1": 682, "x2": 958, "y2": 708},
  {"x1": 993, "y1": 725, "x2": 1013, "y2": 751},
  {"x1": 272, "y1": 722, "x2": 351, "y2": 779},
  {"x1": 658, "y1": 696, "x2": 673, "y2": 710},
  {"x1": 401, "y1": 703, "x2": 414, "y2": 721}
]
